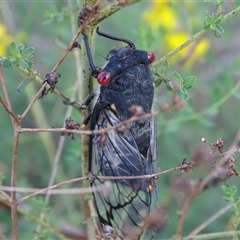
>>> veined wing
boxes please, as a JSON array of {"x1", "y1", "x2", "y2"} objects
[{"x1": 90, "y1": 108, "x2": 158, "y2": 239}]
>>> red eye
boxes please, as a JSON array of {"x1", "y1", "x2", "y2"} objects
[
  {"x1": 97, "y1": 71, "x2": 111, "y2": 85},
  {"x1": 147, "y1": 51, "x2": 155, "y2": 62}
]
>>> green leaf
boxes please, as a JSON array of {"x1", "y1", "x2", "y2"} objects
[
  {"x1": 210, "y1": 24, "x2": 216, "y2": 30},
  {"x1": 17, "y1": 78, "x2": 32, "y2": 93},
  {"x1": 172, "y1": 71, "x2": 183, "y2": 84},
  {"x1": 205, "y1": 16, "x2": 213, "y2": 24},
  {"x1": 183, "y1": 76, "x2": 196, "y2": 89},
  {"x1": 223, "y1": 197, "x2": 231, "y2": 202},
  {"x1": 166, "y1": 82, "x2": 174, "y2": 91},
  {"x1": 21, "y1": 47, "x2": 35, "y2": 60},
  {"x1": 24, "y1": 59, "x2": 34, "y2": 68},
  {"x1": 154, "y1": 78, "x2": 163, "y2": 87},
  {"x1": 179, "y1": 88, "x2": 189, "y2": 100},
  {"x1": 17, "y1": 43, "x2": 25, "y2": 53},
  {"x1": 216, "y1": 25, "x2": 224, "y2": 34},
  {"x1": 9, "y1": 42, "x2": 21, "y2": 57},
  {"x1": 18, "y1": 59, "x2": 29, "y2": 69},
  {"x1": 1, "y1": 58, "x2": 12, "y2": 68},
  {"x1": 221, "y1": 184, "x2": 228, "y2": 194},
  {"x1": 215, "y1": 17, "x2": 222, "y2": 25},
  {"x1": 202, "y1": 24, "x2": 211, "y2": 31}
]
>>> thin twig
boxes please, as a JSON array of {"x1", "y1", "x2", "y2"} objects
[
  {"x1": 0, "y1": 164, "x2": 187, "y2": 205},
  {"x1": 1, "y1": 186, "x2": 100, "y2": 195},
  {"x1": 51, "y1": 24, "x2": 85, "y2": 73},
  {"x1": 19, "y1": 82, "x2": 47, "y2": 121},
  {"x1": 19, "y1": 106, "x2": 168, "y2": 136},
  {"x1": 0, "y1": 68, "x2": 14, "y2": 122},
  {"x1": 0, "y1": 96, "x2": 18, "y2": 121},
  {"x1": 17, "y1": 176, "x2": 87, "y2": 204},
  {"x1": 0, "y1": 190, "x2": 11, "y2": 202}
]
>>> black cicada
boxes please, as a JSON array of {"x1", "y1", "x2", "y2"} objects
[{"x1": 82, "y1": 28, "x2": 158, "y2": 240}]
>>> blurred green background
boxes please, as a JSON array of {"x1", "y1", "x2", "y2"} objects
[{"x1": 1, "y1": 1, "x2": 240, "y2": 239}]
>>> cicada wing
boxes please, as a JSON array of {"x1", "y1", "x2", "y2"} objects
[{"x1": 90, "y1": 109, "x2": 158, "y2": 239}]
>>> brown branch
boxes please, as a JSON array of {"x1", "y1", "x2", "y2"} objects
[
  {"x1": 11, "y1": 130, "x2": 20, "y2": 240},
  {"x1": 0, "y1": 67, "x2": 15, "y2": 123},
  {"x1": 51, "y1": 24, "x2": 85, "y2": 73},
  {"x1": 19, "y1": 105, "x2": 170, "y2": 136},
  {"x1": 0, "y1": 96, "x2": 18, "y2": 121},
  {"x1": 0, "y1": 190, "x2": 11, "y2": 202}
]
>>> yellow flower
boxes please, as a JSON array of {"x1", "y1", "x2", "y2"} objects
[
  {"x1": 142, "y1": 1, "x2": 178, "y2": 30},
  {"x1": 142, "y1": 2, "x2": 210, "y2": 67},
  {"x1": 165, "y1": 31, "x2": 210, "y2": 66},
  {"x1": 165, "y1": 32, "x2": 189, "y2": 55},
  {"x1": 0, "y1": 23, "x2": 13, "y2": 56}
]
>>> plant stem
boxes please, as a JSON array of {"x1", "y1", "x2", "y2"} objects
[{"x1": 79, "y1": 28, "x2": 96, "y2": 239}]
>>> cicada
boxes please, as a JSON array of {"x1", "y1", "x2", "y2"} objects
[{"x1": 82, "y1": 28, "x2": 158, "y2": 240}]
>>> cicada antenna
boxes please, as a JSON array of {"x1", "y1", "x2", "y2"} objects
[
  {"x1": 96, "y1": 27, "x2": 136, "y2": 49},
  {"x1": 82, "y1": 32, "x2": 101, "y2": 77}
]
